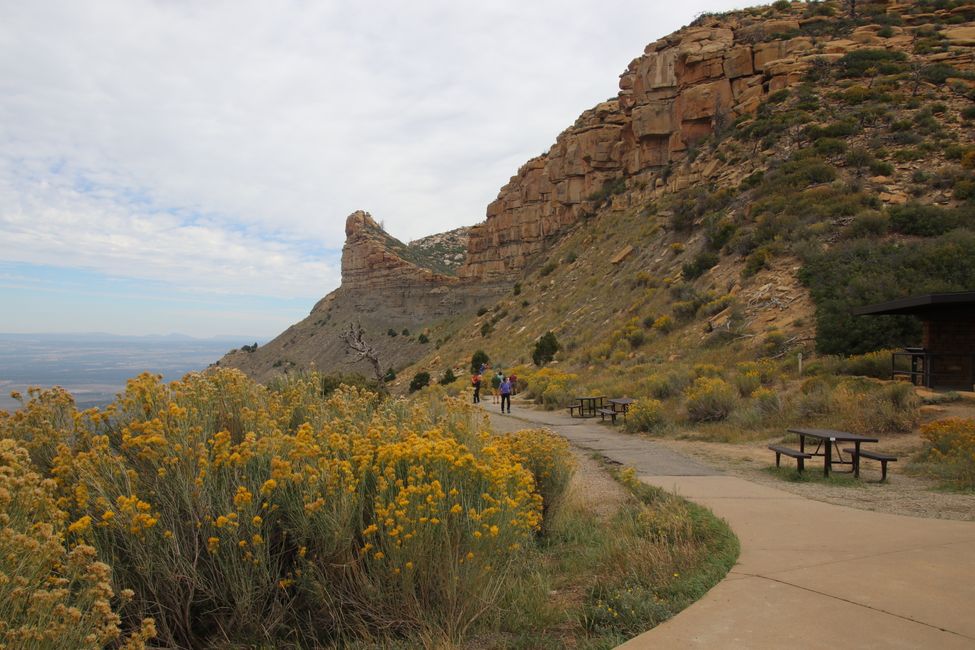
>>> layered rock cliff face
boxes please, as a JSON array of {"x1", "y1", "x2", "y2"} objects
[
  {"x1": 336, "y1": 211, "x2": 498, "y2": 316},
  {"x1": 457, "y1": 6, "x2": 969, "y2": 280},
  {"x1": 221, "y1": 0, "x2": 975, "y2": 383},
  {"x1": 218, "y1": 212, "x2": 501, "y2": 382}
]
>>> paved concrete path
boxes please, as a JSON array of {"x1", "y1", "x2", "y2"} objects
[{"x1": 479, "y1": 400, "x2": 975, "y2": 649}]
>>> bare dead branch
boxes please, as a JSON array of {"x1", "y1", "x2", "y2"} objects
[{"x1": 339, "y1": 322, "x2": 386, "y2": 393}]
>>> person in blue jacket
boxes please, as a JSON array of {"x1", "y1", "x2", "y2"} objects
[{"x1": 499, "y1": 376, "x2": 512, "y2": 414}]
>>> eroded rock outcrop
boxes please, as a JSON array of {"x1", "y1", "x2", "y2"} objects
[
  {"x1": 457, "y1": 11, "x2": 906, "y2": 280},
  {"x1": 339, "y1": 211, "x2": 499, "y2": 315}
]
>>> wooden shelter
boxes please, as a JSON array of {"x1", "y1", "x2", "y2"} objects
[{"x1": 854, "y1": 291, "x2": 975, "y2": 389}]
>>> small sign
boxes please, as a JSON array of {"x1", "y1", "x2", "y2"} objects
[{"x1": 829, "y1": 437, "x2": 836, "y2": 442}]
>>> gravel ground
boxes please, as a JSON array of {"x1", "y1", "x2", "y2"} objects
[{"x1": 563, "y1": 448, "x2": 633, "y2": 519}]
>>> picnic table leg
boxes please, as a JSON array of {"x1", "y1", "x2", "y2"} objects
[
  {"x1": 799, "y1": 435, "x2": 805, "y2": 454},
  {"x1": 853, "y1": 441, "x2": 861, "y2": 478},
  {"x1": 824, "y1": 441, "x2": 831, "y2": 478}
]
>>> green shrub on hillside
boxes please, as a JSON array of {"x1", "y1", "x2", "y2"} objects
[
  {"x1": 533, "y1": 331, "x2": 560, "y2": 366},
  {"x1": 682, "y1": 251, "x2": 719, "y2": 280},
  {"x1": 795, "y1": 377, "x2": 838, "y2": 419},
  {"x1": 836, "y1": 49, "x2": 907, "y2": 77},
  {"x1": 805, "y1": 121, "x2": 858, "y2": 141},
  {"x1": 471, "y1": 350, "x2": 490, "y2": 373},
  {"x1": 652, "y1": 315, "x2": 675, "y2": 333},
  {"x1": 844, "y1": 210, "x2": 889, "y2": 238},
  {"x1": 409, "y1": 371, "x2": 431, "y2": 392},
  {"x1": 835, "y1": 380, "x2": 920, "y2": 434},
  {"x1": 800, "y1": 232, "x2": 975, "y2": 355},
  {"x1": 647, "y1": 372, "x2": 691, "y2": 399},
  {"x1": 733, "y1": 371, "x2": 762, "y2": 397},
  {"x1": 921, "y1": 63, "x2": 973, "y2": 85},
  {"x1": 889, "y1": 203, "x2": 975, "y2": 236},
  {"x1": 752, "y1": 387, "x2": 782, "y2": 415},
  {"x1": 814, "y1": 137, "x2": 848, "y2": 156}
]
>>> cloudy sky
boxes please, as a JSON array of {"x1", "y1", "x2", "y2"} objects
[{"x1": 1, "y1": 0, "x2": 746, "y2": 338}]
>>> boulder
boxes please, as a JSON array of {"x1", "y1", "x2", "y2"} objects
[
  {"x1": 724, "y1": 45, "x2": 755, "y2": 78},
  {"x1": 678, "y1": 79, "x2": 733, "y2": 121},
  {"x1": 763, "y1": 19, "x2": 800, "y2": 35},
  {"x1": 943, "y1": 26, "x2": 975, "y2": 46},
  {"x1": 632, "y1": 100, "x2": 676, "y2": 136},
  {"x1": 678, "y1": 52, "x2": 726, "y2": 85}
]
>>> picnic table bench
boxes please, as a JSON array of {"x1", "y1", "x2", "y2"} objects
[
  {"x1": 768, "y1": 444, "x2": 812, "y2": 473},
  {"x1": 597, "y1": 407, "x2": 618, "y2": 423},
  {"x1": 843, "y1": 447, "x2": 898, "y2": 482}
]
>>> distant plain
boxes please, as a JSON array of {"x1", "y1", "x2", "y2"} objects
[{"x1": 0, "y1": 333, "x2": 255, "y2": 411}]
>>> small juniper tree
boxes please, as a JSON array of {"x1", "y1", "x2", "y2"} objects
[
  {"x1": 409, "y1": 372, "x2": 430, "y2": 393},
  {"x1": 532, "y1": 332, "x2": 560, "y2": 366},
  {"x1": 471, "y1": 350, "x2": 490, "y2": 374}
]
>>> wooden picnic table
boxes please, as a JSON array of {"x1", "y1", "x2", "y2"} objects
[
  {"x1": 787, "y1": 428, "x2": 879, "y2": 478},
  {"x1": 576, "y1": 396, "x2": 606, "y2": 418},
  {"x1": 607, "y1": 397, "x2": 635, "y2": 419}
]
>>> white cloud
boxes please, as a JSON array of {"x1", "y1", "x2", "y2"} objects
[{"x1": 0, "y1": 0, "x2": 748, "y2": 300}]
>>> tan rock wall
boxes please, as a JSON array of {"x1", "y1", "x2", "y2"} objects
[{"x1": 459, "y1": 16, "x2": 825, "y2": 281}]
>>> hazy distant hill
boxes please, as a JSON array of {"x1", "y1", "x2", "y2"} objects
[{"x1": 0, "y1": 333, "x2": 260, "y2": 411}]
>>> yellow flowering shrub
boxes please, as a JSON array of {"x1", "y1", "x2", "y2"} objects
[
  {"x1": 625, "y1": 399, "x2": 669, "y2": 435},
  {"x1": 919, "y1": 418, "x2": 975, "y2": 490},
  {"x1": 516, "y1": 367, "x2": 580, "y2": 409},
  {"x1": 494, "y1": 429, "x2": 575, "y2": 534},
  {"x1": 1, "y1": 368, "x2": 570, "y2": 646},
  {"x1": 0, "y1": 439, "x2": 155, "y2": 649},
  {"x1": 683, "y1": 377, "x2": 738, "y2": 422}
]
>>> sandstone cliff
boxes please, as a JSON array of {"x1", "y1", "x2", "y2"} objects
[
  {"x1": 458, "y1": 3, "x2": 975, "y2": 280},
  {"x1": 219, "y1": 211, "x2": 502, "y2": 382},
  {"x1": 221, "y1": 0, "x2": 975, "y2": 385}
]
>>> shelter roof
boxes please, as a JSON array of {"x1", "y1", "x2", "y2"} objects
[{"x1": 854, "y1": 291, "x2": 975, "y2": 316}]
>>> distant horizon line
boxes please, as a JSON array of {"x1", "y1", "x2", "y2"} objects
[{"x1": 0, "y1": 331, "x2": 271, "y2": 343}]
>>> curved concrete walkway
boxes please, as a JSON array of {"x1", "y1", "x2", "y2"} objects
[{"x1": 481, "y1": 401, "x2": 975, "y2": 649}]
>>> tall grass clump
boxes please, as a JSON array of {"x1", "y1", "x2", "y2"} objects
[
  {"x1": 684, "y1": 378, "x2": 738, "y2": 422},
  {"x1": 580, "y1": 468, "x2": 738, "y2": 637},
  {"x1": 836, "y1": 380, "x2": 920, "y2": 433},
  {"x1": 837, "y1": 350, "x2": 896, "y2": 379},
  {"x1": 795, "y1": 377, "x2": 838, "y2": 419},
  {"x1": 646, "y1": 371, "x2": 692, "y2": 399},
  {"x1": 915, "y1": 418, "x2": 975, "y2": 490},
  {"x1": 0, "y1": 369, "x2": 574, "y2": 647}
]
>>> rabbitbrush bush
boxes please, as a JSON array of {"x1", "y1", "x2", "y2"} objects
[
  {"x1": 517, "y1": 366, "x2": 579, "y2": 409},
  {"x1": 626, "y1": 399, "x2": 669, "y2": 435},
  {"x1": 0, "y1": 438, "x2": 156, "y2": 649},
  {"x1": 917, "y1": 418, "x2": 975, "y2": 490},
  {"x1": 0, "y1": 369, "x2": 574, "y2": 647},
  {"x1": 684, "y1": 377, "x2": 738, "y2": 422}
]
